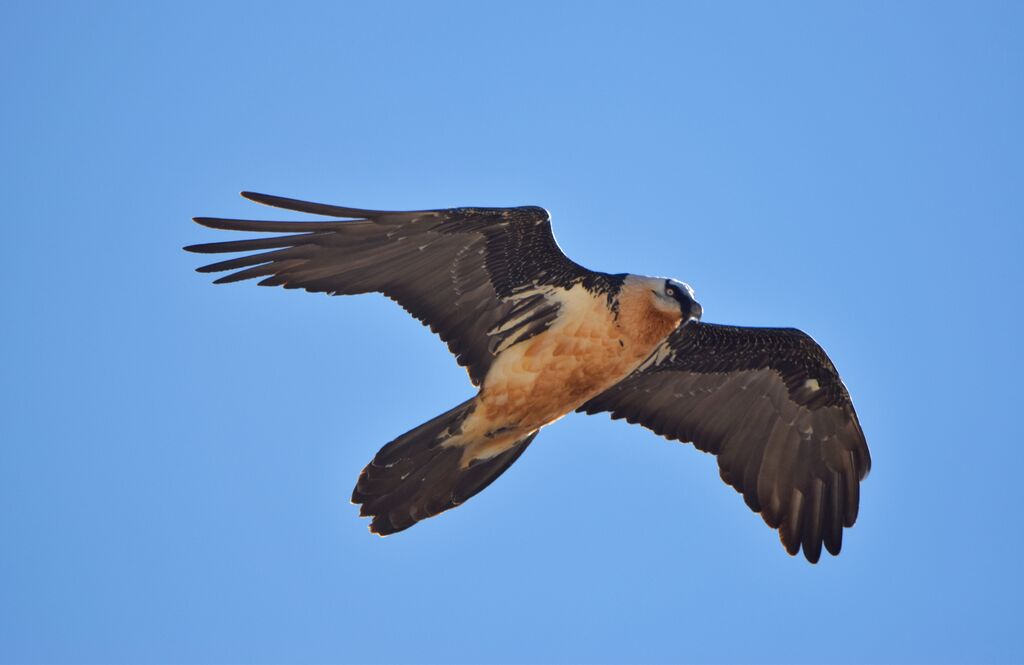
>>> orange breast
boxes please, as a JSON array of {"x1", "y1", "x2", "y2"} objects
[{"x1": 467, "y1": 282, "x2": 682, "y2": 436}]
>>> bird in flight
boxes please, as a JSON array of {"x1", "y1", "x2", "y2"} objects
[{"x1": 186, "y1": 192, "x2": 870, "y2": 563}]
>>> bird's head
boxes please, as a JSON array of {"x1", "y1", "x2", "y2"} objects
[{"x1": 651, "y1": 278, "x2": 702, "y2": 324}]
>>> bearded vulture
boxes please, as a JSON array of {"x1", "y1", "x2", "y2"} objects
[{"x1": 185, "y1": 192, "x2": 871, "y2": 563}]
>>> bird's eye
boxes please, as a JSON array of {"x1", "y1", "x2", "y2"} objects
[{"x1": 665, "y1": 288, "x2": 675, "y2": 297}]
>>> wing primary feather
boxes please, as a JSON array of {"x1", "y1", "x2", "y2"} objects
[
  {"x1": 185, "y1": 232, "x2": 327, "y2": 256},
  {"x1": 843, "y1": 450, "x2": 860, "y2": 526},
  {"x1": 823, "y1": 470, "x2": 844, "y2": 556},
  {"x1": 802, "y1": 478, "x2": 825, "y2": 563},
  {"x1": 197, "y1": 247, "x2": 309, "y2": 273},
  {"x1": 240, "y1": 191, "x2": 390, "y2": 218},
  {"x1": 781, "y1": 488, "x2": 804, "y2": 556},
  {"x1": 191, "y1": 216, "x2": 344, "y2": 233},
  {"x1": 212, "y1": 259, "x2": 308, "y2": 285}
]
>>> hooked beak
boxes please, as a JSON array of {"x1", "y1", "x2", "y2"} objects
[{"x1": 682, "y1": 295, "x2": 702, "y2": 324}]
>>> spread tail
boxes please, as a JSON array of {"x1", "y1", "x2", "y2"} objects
[{"x1": 351, "y1": 399, "x2": 536, "y2": 535}]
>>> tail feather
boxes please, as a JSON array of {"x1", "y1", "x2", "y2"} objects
[{"x1": 352, "y1": 400, "x2": 536, "y2": 535}]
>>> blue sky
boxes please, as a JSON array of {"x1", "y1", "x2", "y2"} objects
[{"x1": 2, "y1": 2, "x2": 1022, "y2": 663}]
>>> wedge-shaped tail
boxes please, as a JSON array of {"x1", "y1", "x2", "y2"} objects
[{"x1": 351, "y1": 399, "x2": 536, "y2": 535}]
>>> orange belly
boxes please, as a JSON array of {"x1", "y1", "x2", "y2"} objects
[
  {"x1": 476, "y1": 324, "x2": 639, "y2": 430},
  {"x1": 453, "y1": 282, "x2": 682, "y2": 463}
]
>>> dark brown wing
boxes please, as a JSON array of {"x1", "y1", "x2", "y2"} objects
[
  {"x1": 579, "y1": 322, "x2": 870, "y2": 563},
  {"x1": 185, "y1": 192, "x2": 623, "y2": 385}
]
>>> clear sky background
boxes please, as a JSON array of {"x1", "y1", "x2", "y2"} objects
[{"x1": 3, "y1": 2, "x2": 1022, "y2": 663}]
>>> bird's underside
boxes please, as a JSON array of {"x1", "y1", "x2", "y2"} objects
[{"x1": 186, "y1": 191, "x2": 871, "y2": 563}]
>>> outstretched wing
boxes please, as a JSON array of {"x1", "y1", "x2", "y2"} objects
[
  {"x1": 185, "y1": 192, "x2": 622, "y2": 385},
  {"x1": 579, "y1": 322, "x2": 870, "y2": 563}
]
